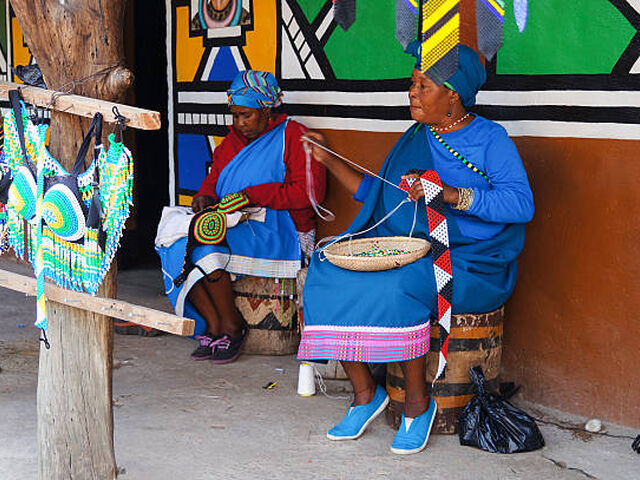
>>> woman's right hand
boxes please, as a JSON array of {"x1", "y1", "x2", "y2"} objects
[
  {"x1": 192, "y1": 195, "x2": 215, "y2": 213},
  {"x1": 302, "y1": 131, "x2": 334, "y2": 166}
]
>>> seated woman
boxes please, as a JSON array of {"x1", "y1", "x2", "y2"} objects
[
  {"x1": 161, "y1": 70, "x2": 325, "y2": 364},
  {"x1": 298, "y1": 45, "x2": 534, "y2": 455}
]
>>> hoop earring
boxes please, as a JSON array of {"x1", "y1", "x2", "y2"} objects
[{"x1": 447, "y1": 103, "x2": 453, "y2": 117}]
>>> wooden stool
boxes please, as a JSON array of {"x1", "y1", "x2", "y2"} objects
[
  {"x1": 385, "y1": 307, "x2": 504, "y2": 434},
  {"x1": 233, "y1": 276, "x2": 300, "y2": 355}
]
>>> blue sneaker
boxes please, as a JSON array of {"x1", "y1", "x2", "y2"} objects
[
  {"x1": 327, "y1": 385, "x2": 390, "y2": 441},
  {"x1": 390, "y1": 396, "x2": 438, "y2": 455}
]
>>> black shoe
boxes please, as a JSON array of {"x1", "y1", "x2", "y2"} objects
[
  {"x1": 210, "y1": 323, "x2": 248, "y2": 364},
  {"x1": 190, "y1": 332, "x2": 218, "y2": 360},
  {"x1": 114, "y1": 321, "x2": 163, "y2": 337}
]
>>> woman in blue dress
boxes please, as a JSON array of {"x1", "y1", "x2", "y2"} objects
[{"x1": 299, "y1": 45, "x2": 534, "y2": 455}]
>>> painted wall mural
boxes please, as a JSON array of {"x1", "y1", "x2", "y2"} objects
[
  {"x1": 478, "y1": 0, "x2": 640, "y2": 139},
  {"x1": 166, "y1": 0, "x2": 640, "y2": 205}
]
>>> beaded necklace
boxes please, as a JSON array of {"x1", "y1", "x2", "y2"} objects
[
  {"x1": 427, "y1": 124, "x2": 491, "y2": 184},
  {"x1": 430, "y1": 112, "x2": 472, "y2": 133}
]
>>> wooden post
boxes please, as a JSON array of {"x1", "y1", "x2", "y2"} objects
[{"x1": 9, "y1": 2, "x2": 132, "y2": 478}]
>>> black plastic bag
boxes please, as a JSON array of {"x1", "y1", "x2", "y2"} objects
[{"x1": 458, "y1": 366, "x2": 545, "y2": 453}]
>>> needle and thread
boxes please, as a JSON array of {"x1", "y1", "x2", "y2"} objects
[
  {"x1": 301, "y1": 136, "x2": 420, "y2": 254},
  {"x1": 301, "y1": 135, "x2": 407, "y2": 193}
]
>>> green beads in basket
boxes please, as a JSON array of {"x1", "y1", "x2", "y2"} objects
[{"x1": 352, "y1": 248, "x2": 409, "y2": 257}]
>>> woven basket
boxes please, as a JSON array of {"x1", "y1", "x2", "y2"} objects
[{"x1": 323, "y1": 236, "x2": 430, "y2": 272}]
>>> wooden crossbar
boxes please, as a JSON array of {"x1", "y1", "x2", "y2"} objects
[
  {"x1": 0, "y1": 81, "x2": 161, "y2": 131},
  {"x1": 0, "y1": 268, "x2": 194, "y2": 336}
]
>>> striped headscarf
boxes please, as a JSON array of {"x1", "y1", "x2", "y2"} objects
[
  {"x1": 405, "y1": 42, "x2": 486, "y2": 107},
  {"x1": 227, "y1": 70, "x2": 283, "y2": 109}
]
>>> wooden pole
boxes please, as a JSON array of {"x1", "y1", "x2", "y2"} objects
[
  {"x1": 0, "y1": 269, "x2": 194, "y2": 336},
  {"x1": 9, "y1": 1, "x2": 132, "y2": 478},
  {"x1": 0, "y1": 81, "x2": 161, "y2": 130}
]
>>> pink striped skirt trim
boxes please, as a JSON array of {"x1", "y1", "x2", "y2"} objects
[{"x1": 297, "y1": 321, "x2": 430, "y2": 363}]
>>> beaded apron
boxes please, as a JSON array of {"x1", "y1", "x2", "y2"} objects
[{"x1": 399, "y1": 171, "x2": 452, "y2": 380}]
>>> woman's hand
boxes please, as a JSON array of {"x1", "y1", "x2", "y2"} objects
[
  {"x1": 301, "y1": 131, "x2": 334, "y2": 166},
  {"x1": 401, "y1": 173, "x2": 459, "y2": 204},
  {"x1": 192, "y1": 195, "x2": 215, "y2": 213}
]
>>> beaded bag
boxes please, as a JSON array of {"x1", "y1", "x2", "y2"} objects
[{"x1": 2, "y1": 91, "x2": 134, "y2": 302}]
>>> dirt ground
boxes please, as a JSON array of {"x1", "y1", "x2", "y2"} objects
[{"x1": 0, "y1": 259, "x2": 638, "y2": 480}]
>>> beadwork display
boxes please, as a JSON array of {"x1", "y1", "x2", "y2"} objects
[
  {"x1": 1, "y1": 97, "x2": 135, "y2": 330},
  {"x1": 7, "y1": 164, "x2": 37, "y2": 221}
]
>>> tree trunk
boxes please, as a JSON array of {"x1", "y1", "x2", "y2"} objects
[{"x1": 9, "y1": 1, "x2": 133, "y2": 478}]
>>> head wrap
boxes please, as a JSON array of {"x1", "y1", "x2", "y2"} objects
[
  {"x1": 405, "y1": 42, "x2": 486, "y2": 107},
  {"x1": 227, "y1": 70, "x2": 283, "y2": 109}
]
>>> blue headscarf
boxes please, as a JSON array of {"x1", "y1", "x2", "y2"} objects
[
  {"x1": 227, "y1": 70, "x2": 283, "y2": 109},
  {"x1": 405, "y1": 42, "x2": 486, "y2": 107}
]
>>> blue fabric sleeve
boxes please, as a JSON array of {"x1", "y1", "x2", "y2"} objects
[
  {"x1": 353, "y1": 174, "x2": 375, "y2": 203},
  {"x1": 467, "y1": 131, "x2": 534, "y2": 223}
]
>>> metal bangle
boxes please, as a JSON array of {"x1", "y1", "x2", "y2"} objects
[{"x1": 453, "y1": 187, "x2": 473, "y2": 211}]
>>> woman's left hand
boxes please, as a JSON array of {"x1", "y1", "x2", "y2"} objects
[{"x1": 401, "y1": 173, "x2": 459, "y2": 204}]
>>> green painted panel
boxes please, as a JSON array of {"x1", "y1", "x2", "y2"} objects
[
  {"x1": 324, "y1": 0, "x2": 415, "y2": 80},
  {"x1": 296, "y1": 0, "x2": 325, "y2": 23},
  {"x1": 497, "y1": 0, "x2": 636, "y2": 74}
]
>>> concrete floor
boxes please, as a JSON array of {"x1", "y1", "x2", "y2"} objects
[{"x1": 0, "y1": 259, "x2": 638, "y2": 480}]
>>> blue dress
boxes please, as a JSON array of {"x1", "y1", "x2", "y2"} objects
[
  {"x1": 298, "y1": 116, "x2": 533, "y2": 363},
  {"x1": 157, "y1": 121, "x2": 302, "y2": 336}
]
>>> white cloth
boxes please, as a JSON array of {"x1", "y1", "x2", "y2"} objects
[{"x1": 154, "y1": 205, "x2": 267, "y2": 248}]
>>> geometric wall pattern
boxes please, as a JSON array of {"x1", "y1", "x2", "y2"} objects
[{"x1": 167, "y1": 0, "x2": 640, "y2": 205}]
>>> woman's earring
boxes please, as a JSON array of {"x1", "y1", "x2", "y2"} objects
[{"x1": 447, "y1": 104, "x2": 453, "y2": 117}]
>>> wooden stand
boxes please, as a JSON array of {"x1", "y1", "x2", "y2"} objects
[
  {"x1": 5, "y1": 2, "x2": 160, "y2": 477},
  {"x1": 0, "y1": 269, "x2": 194, "y2": 336}
]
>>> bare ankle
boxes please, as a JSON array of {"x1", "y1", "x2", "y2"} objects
[
  {"x1": 352, "y1": 385, "x2": 376, "y2": 406},
  {"x1": 404, "y1": 395, "x2": 429, "y2": 418}
]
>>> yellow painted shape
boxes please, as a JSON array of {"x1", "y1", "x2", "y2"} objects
[
  {"x1": 422, "y1": 0, "x2": 459, "y2": 34},
  {"x1": 176, "y1": 6, "x2": 205, "y2": 83},
  {"x1": 243, "y1": 0, "x2": 277, "y2": 73},
  {"x1": 179, "y1": 194, "x2": 193, "y2": 206},
  {"x1": 421, "y1": 13, "x2": 459, "y2": 70},
  {"x1": 211, "y1": 135, "x2": 225, "y2": 147},
  {"x1": 11, "y1": 17, "x2": 32, "y2": 83}
]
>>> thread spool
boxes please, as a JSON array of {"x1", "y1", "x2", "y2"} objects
[{"x1": 297, "y1": 362, "x2": 316, "y2": 396}]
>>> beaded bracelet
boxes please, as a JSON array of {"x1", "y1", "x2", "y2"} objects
[{"x1": 453, "y1": 187, "x2": 474, "y2": 211}]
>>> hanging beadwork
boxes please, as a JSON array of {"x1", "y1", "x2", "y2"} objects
[{"x1": 2, "y1": 100, "x2": 135, "y2": 300}]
